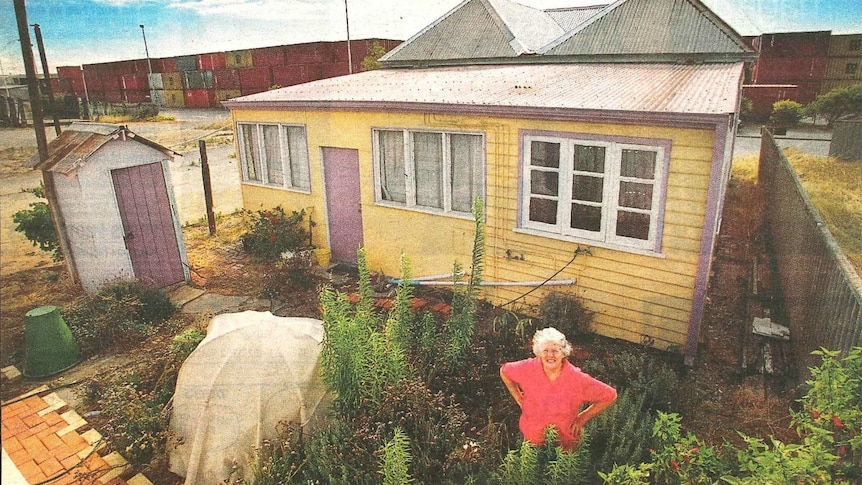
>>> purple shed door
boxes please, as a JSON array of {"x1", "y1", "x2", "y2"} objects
[
  {"x1": 112, "y1": 163, "x2": 184, "y2": 288},
  {"x1": 322, "y1": 147, "x2": 364, "y2": 263}
]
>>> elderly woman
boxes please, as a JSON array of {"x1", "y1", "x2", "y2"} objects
[{"x1": 500, "y1": 327, "x2": 616, "y2": 450}]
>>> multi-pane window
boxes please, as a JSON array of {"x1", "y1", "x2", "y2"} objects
[
  {"x1": 237, "y1": 123, "x2": 310, "y2": 190},
  {"x1": 374, "y1": 129, "x2": 484, "y2": 215},
  {"x1": 522, "y1": 134, "x2": 666, "y2": 251}
]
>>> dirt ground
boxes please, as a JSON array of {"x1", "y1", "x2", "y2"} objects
[{"x1": 0, "y1": 117, "x2": 800, "y2": 480}]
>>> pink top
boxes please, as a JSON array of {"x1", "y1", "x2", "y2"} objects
[{"x1": 501, "y1": 357, "x2": 617, "y2": 448}]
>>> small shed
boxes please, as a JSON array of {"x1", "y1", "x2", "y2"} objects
[{"x1": 25, "y1": 122, "x2": 189, "y2": 293}]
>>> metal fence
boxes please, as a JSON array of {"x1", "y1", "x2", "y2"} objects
[{"x1": 758, "y1": 128, "x2": 862, "y2": 377}]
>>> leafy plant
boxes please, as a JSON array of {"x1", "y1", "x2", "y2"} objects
[
  {"x1": 583, "y1": 351, "x2": 680, "y2": 412},
  {"x1": 380, "y1": 428, "x2": 414, "y2": 485},
  {"x1": 240, "y1": 206, "x2": 310, "y2": 263},
  {"x1": 63, "y1": 280, "x2": 175, "y2": 357},
  {"x1": 770, "y1": 99, "x2": 804, "y2": 127},
  {"x1": 584, "y1": 389, "x2": 657, "y2": 479},
  {"x1": 361, "y1": 41, "x2": 388, "y2": 71},
  {"x1": 12, "y1": 184, "x2": 63, "y2": 261},
  {"x1": 99, "y1": 378, "x2": 170, "y2": 467},
  {"x1": 538, "y1": 292, "x2": 594, "y2": 338},
  {"x1": 492, "y1": 427, "x2": 591, "y2": 485},
  {"x1": 805, "y1": 83, "x2": 862, "y2": 125}
]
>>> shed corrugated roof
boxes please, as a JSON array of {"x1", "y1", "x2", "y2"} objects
[
  {"x1": 25, "y1": 123, "x2": 175, "y2": 174},
  {"x1": 545, "y1": 6, "x2": 608, "y2": 31},
  {"x1": 226, "y1": 62, "x2": 744, "y2": 117}
]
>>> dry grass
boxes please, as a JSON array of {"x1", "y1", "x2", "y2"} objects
[
  {"x1": 195, "y1": 119, "x2": 233, "y2": 131},
  {"x1": 0, "y1": 147, "x2": 37, "y2": 175},
  {"x1": 784, "y1": 148, "x2": 862, "y2": 273},
  {"x1": 96, "y1": 114, "x2": 134, "y2": 124},
  {"x1": 731, "y1": 154, "x2": 760, "y2": 182}
]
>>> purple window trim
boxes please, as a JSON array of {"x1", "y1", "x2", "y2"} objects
[
  {"x1": 518, "y1": 129, "x2": 672, "y2": 254},
  {"x1": 683, "y1": 120, "x2": 731, "y2": 366}
]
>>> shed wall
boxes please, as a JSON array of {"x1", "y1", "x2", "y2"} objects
[
  {"x1": 231, "y1": 108, "x2": 718, "y2": 350},
  {"x1": 52, "y1": 141, "x2": 181, "y2": 293}
]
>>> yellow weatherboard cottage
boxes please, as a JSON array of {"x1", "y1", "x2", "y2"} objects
[{"x1": 224, "y1": 0, "x2": 756, "y2": 364}]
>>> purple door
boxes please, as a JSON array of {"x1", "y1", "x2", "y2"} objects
[
  {"x1": 322, "y1": 147, "x2": 364, "y2": 263},
  {"x1": 112, "y1": 163, "x2": 184, "y2": 288}
]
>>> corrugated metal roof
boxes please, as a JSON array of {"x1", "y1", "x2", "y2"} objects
[
  {"x1": 227, "y1": 62, "x2": 744, "y2": 116},
  {"x1": 541, "y1": 0, "x2": 753, "y2": 56},
  {"x1": 381, "y1": 0, "x2": 753, "y2": 66},
  {"x1": 489, "y1": 0, "x2": 566, "y2": 52},
  {"x1": 545, "y1": 6, "x2": 608, "y2": 32},
  {"x1": 382, "y1": 0, "x2": 518, "y2": 62},
  {"x1": 25, "y1": 123, "x2": 175, "y2": 174}
]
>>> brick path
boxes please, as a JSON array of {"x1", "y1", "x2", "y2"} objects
[{"x1": 1, "y1": 389, "x2": 153, "y2": 485}]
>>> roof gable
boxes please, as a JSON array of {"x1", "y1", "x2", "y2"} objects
[
  {"x1": 380, "y1": 0, "x2": 565, "y2": 64},
  {"x1": 541, "y1": 0, "x2": 753, "y2": 57},
  {"x1": 25, "y1": 123, "x2": 176, "y2": 175}
]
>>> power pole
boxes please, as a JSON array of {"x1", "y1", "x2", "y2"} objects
[
  {"x1": 13, "y1": 0, "x2": 48, "y2": 162},
  {"x1": 32, "y1": 24, "x2": 61, "y2": 135},
  {"x1": 344, "y1": 0, "x2": 353, "y2": 74}
]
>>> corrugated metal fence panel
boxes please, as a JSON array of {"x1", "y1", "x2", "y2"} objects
[
  {"x1": 175, "y1": 55, "x2": 198, "y2": 72},
  {"x1": 829, "y1": 119, "x2": 862, "y2": 161},
  {"x1": 758, "y1": 129, "x2": 862, "y2": 378}
]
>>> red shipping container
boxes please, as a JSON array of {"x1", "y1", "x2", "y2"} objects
[
  {"x1": 239, "y1": 67, "x2": 273, "y2": 89},
  {"x1": 120, "y1": 73, "x2": 148, "y2": 91},
  {"x1": 326, "y1": 42, "x2": 349, "y2": 63},
  {"x1": 754, "y1": 57, "x2": 828, "y2": 83},
  {"x1": 57, "y1": 66, "x2": 82, "y2": 79},
  {"x1": 320, "y1": 62, "x2": 349, "y2": 79},
  {"x1": 101, "y1": 75, "x2": 122, "y2": 92},
  {"x1": 285, "y1": 42, "x2": 325, "y2": 64},
  {"x1": 104, "y1": 90, "x2": 123, "y2": 103},
  {"x1": 240, "y1": 86, "x2": 268, "y2": 96},
  {"x1": 742, "y1": 85, "x2": 800, "y2": 117},
  {"x1": 160, "y1": 57, "x2": 178, "y2": 73},
  {"x1": 59, "y1": 78, "x2": 74, "y2": 95},
  {"x1": 83, "y1": 70, "x2": 103, "y2": 90},
  {"x1": 252, "y1": 46, "x2": 286, "y2": 68},
  {"x1": 124, "y1": 89, "x2": 150, "y2": 103},
  {"x1": 184, "y1": 89, "x2": 216, "y2": 108},
  {"x1": 213, "y1": 69, "x2": 241, "y2": 89},
  {"x1": 271, "y1": 65, "x2": 318, "y2": 86},
  {"x1": 197, "y1": 52, "x2": 226, "y2": 71},
  {"x1": 86, "y1": 89, "x2": 105, "y2": 102}
]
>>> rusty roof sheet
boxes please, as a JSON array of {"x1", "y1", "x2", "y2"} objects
[
  {"x1": 226, "y1": 62, "x2": 744, "y2": 117},
  {"x1": 25, "y1": 123, "x2": 175, "y2": 174}
]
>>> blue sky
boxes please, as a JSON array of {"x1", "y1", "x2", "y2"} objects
[{"x1": 1, "y1": 0, "x2": 860, "y2": 75}]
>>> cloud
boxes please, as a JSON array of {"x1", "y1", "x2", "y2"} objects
[{"x1": 167, "y1": 0, "x2": 331, "y2": 20}]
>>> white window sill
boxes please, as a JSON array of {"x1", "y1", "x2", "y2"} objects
[
  {"x1": 241, "y1": 181, "x2": 312, "y2": 194},
  {"x1": 512, "y1": 227, "x2": 666, "y2": 258},
  {"x1": 375, "y1": 200, "x2": 475, "y2": 221}
]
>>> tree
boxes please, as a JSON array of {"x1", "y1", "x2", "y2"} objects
[
  {"x1": 805, "y1": 83, "x2": 862, "y2": 125},
  {"x1": 361, "y1": 41, "x2": 388, "y2": 71}
]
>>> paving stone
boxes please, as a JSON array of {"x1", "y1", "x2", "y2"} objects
[
  {"x1": 38, "y1": 393, "x2": 69, "y2": 416},
  {"x1": 167, "y1": 285, "x2": 206, "y2": 308},
  {"x1": 1, "y1": 365, "x2": 22, "y2": 382},
  {"x1": 98, "y1": 451, "x2": 131, "y2": 483},
  {"x1": 127, "y1": 473, "x2": 155, "y2": 485},
  {"x1": 180, "y1": 292, "x2": 250, "y2": 314}
]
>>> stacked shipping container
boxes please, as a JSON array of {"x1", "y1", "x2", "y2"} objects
[{"x1": 56, "y1": 39, "x2": 401, "y2": 108}]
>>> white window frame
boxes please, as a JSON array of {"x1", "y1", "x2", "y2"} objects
[
  {"x1": 372, "y1": 128, "x2": 485, "y2": 217},
  {"x1": 237, "y1": 122, "x2": 311, "y2": 192},
  {"x1": 520, "y1": 132, "x2": 669, "y2": 253}
]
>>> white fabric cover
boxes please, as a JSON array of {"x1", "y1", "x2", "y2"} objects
[{"x1": 168, "y1": 311, "x2": 330, "y2": 485}]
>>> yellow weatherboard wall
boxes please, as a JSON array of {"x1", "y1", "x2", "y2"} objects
[{"x1": 230, "y1": 108, "x2": 717, "y2": 351}]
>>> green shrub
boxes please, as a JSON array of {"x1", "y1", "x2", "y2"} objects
[
  {"x1": 492, "y1": 427, "x2": 592, "y2": 485},
  {"x1": 380, "y1": 428, "x2": 415, "y2": 485},
  {"x1": 805, "y1": 83, "x2": 862, "y2": 125},
  {"x1": 12, "y1": 185, "x2": 63, "y2": 261},
  {"x1": 63, "y1": 280, "x2": 175, "y2": 357},
  {"x1": 770, "y1": 99, "x2": 804, "y2": 126},
  {"x1": 99, "y1": 378, "x2": 171, "y2": 467},
  {"x1": 538, "y1": 292, "x2": 594, "y2": 337},
  {"x1": 584, "y1": 389, "x2": 657, "y2": 479},
  {"x1": 582, "y1": 350, "x2": 680, "y2": 412},
  {"x1": 240, "y1": 206, "x2": 310, "y2": 263}
]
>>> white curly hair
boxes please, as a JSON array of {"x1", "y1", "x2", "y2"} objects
[{"x1": 532, "y1": 327, "x2": 572, "y2": 357}]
